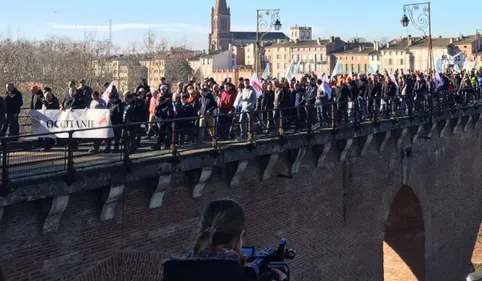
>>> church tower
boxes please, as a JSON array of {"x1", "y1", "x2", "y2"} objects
[{"x1": 209, "y1": 0, "x2": 231, "y2": 51}]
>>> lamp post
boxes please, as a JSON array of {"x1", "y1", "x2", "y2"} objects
[
  {"x1": 400, "y1": 2, "x2": 432, "y2": 72},
  {"x1": 255, "y1": 9, "x2": 282, "y2": 74}
]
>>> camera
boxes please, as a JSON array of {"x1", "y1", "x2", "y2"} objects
[{"x1": 243, "y1": 238, "x2": 296, "y2": 281}]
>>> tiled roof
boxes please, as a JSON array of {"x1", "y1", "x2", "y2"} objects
[
  {"x1": 264, "y1": 39, "x2": 334, "y2": 49},
  {"x1": 231, "y1": 31, "x2": 289, "y2": 41},
  {"x1": 333, "y1": 47, "x2": 378, "y2": 55}
]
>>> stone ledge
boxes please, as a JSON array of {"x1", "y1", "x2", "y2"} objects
[{"x1": 4, "y1": 106, "x2": 482, "y2": 206}]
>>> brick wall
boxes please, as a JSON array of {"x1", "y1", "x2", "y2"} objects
[{"x1": 0, "y1": 126, "x2": 481, "y2": 280}]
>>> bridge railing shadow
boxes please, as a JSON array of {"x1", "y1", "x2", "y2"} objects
[{"x1": 0, "y1": 88, "x2": 478, "y2": 194}]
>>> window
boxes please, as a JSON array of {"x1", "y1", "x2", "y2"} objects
[
  {"x1": 357, "y1": 64, "x2": 361, "y2": 73},
  {"x1": 388, "y1": 58, "x2": 393, "y2": 65},
  {"x1": 276, "y1": 55, "x2": 280, "y2": 59},
  {"x1": 284, "y1": 54, "x2": 287, "y2": 59},
  {"x1": 364, "y1": 64, "x2": 367, "y2": 73},
  {"x1": 277, "y1": 63, "x2": 280, "y2": 69},
  {"x1": 284, "y1": 63, "x2": 287, "y2": 69},
  {"x1": 400, "y1": 59, "x2": 404, "y2": 65},
  {"x1": 351, "y1": 56, "x2": 354, "y2": 61}
]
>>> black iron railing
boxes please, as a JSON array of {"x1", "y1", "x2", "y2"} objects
[{"x1": 0, "y1": 88, "x2": 480, "y2": 194}]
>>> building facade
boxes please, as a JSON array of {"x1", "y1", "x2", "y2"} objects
[
  {"x1": 209, "y1": 0, "x2": 288, "y2": 51},
  {"x1": 290, "y1": 25, "x2": 312, "y2": 41},
  {"x1": 265, "y1": 36, "x2": 345, "y2": 79},
  {"x1": 189, "y1": 44, "x2": 237, "y2": 78}
]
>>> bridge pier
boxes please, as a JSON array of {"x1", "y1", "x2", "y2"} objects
[
  {"x1": 358, "y1": 134, "x2": 373, "y2": 157},
  {"x1": 100, "y1": 185, "x2": 124, "y2": 221},
  {"x1": 149, "y1": 174, "x2": 171, "y2": 209},
  {"x1": 229, "y1": 160, "x2": 248, "y2": 188},
  {"x1": 314, "y1": 142, "x2": 332, "y2": 168},
  {"x1": 191, "y1": 167, "x2": 212, "y2": 198},
  {"x1": 43, "y1": 195, "x2": 69, "y2": 234}
]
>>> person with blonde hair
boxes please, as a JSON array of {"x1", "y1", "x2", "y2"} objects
[{"x1": 162, "y1": 198, "x2": 287, "y2": 281}]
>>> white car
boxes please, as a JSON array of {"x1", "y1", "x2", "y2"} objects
[{"x1": 467, "y1": 271, "x2": 482, "y2": 281}]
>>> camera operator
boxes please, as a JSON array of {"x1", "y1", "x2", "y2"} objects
[{"x1": 162, "y1": 198, "x2": 287, "y2": 281}]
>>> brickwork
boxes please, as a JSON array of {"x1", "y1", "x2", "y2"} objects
[{"x1": 0, "y1": 124, "x2": 481, "y2": 280}]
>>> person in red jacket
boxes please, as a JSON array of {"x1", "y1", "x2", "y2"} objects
[{"x1": 218, "y1": 83, "x2": 237, "y2": 140}]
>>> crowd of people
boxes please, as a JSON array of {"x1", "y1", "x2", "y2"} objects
[{"x1": 1, "y1": 67, "x2": 481, "y2": 154}]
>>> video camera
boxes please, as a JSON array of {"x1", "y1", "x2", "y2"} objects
[{"x1": 243, "y1": 238, "x2": 296, "y2": 281}]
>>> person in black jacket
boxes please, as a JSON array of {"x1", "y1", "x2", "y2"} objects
[
  {"x1": 260, "y1": 82, "x2": 275, "y2": 133},
  {"x1": 197, "y1": 85, "x2": 218, "y2": 141},
  {"x1": 1, "y1": 83, "x2": 23, "y2": 140},
  {"x1": 122, "y1": 93, "x2": 138, "y2": 153},
  {"x1": 335, "y1": 79, "x2": 350, "y2": 125},
  {"x1": 152, "y1": 87, "x2": 174, "y2": 150},
  {"x1": 161, "y1": 199, "x2": 287, "y2": 281},
  {"x1": 30, "y1": 85, "x2": 44, "y2": 110},
  {"x1": 39, "y1": 89, "x2": 59, "y2": 152},
  {"x1": 176, "y1": 93, "x2": 195, "y2": 146},
  {"x1": 78, "y1": 79, "x2": 93, "y2": 108},
  {"x1": 103, "y1": 93, "x2": 123, "y2": 153},
  {"x1": 62, "y1": 87, "x2": 86, "y2": 110}
]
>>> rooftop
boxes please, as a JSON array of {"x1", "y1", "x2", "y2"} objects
[
  {"x1": 265, "y1": 38, "x2": 341, "y2": 49},
  {"x1": 232, "y1": 31, "x2": 289, "y2": 41},
  {"x1": 333, "y1": 46, "x2": 378, "y2": 55}
]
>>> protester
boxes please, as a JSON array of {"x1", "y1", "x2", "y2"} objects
[
  {"x1": 78, "y1": 79, "x2": 93, "y2": 108},
  {"x1": 1, "y1": 83, "x2": 23, "y2": 141},
  {"x1": 88, "y1": 91, "x2": 106, "y2": 153}
]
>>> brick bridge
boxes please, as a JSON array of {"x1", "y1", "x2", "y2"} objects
[{"x1": 0, "y1": 106, "x2": 481, "y2": 281}]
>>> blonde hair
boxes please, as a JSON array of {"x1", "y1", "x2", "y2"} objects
[{"x1": 192, "y1": 199, "x2": 245, "y2": 255}]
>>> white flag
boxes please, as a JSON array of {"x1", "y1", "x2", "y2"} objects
[
  {"x1": 101, "y1": 82, "x2": 114, "y2": 104},
  {"x1": 250, "y1": 72, "x2": 263, "y2": 98}
]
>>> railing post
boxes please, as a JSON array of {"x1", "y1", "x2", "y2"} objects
[
  {"x1": 212, "y1": 116, "x2": 219, "y2": 147},
  {"x1": 170, "y1": 121, "x2": 177, "y2": 155},
  {"x1": 0, "y1": 138, "x2": 10, "y2": 196},
  {"x1": 278, "y1": 108, "x2": 284, "y2": 136},
  {"x1": 67, "y1": 131, "x2": 75, "y2": 182},
  {"x1": 123, "y1": 124, "x2": 130, "y2": 166},
  {"x1": 307, "y1": 105, "x2": 312, "y2": 136},
  {"x1": 247, "y1": 112, "x2": 253, "y2": 143}
]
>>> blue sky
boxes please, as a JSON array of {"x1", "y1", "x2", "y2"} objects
[{"x1": 1, "y1": 0, "x2": 481, "y2": 51}]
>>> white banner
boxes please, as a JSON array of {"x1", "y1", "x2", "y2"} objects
[{"x1": 30, "y1": 109, "x2": 114, "y2": 139}]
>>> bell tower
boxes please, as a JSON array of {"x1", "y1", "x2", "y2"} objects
[{"x1": 209, "y1": 0, "x2": 231, "y2": 51}]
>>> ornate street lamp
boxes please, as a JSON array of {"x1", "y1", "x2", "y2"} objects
[
  {"x1": 401, "y1": 2, "x2": 432, "y2": 72},
  {"x1": 255, "y1": 9, "x2": 281, "y2": 74}
]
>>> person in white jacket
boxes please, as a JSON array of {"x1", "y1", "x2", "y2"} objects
[{"x1": 237, "y1": 78, "x2": 256, "y2": 140}]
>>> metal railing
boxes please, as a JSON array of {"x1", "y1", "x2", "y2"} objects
[{"x1": 0, "y1": 88, "x2": 480, "y2": 193}]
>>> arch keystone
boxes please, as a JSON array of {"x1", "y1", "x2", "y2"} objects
[{"x1": 192, "y1": 167, "x2": 212, "y2": 198}]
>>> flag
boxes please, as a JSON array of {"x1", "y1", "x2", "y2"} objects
[
  {"x1": 262, "y1": 63, "x2": 270, "y2": 80},
  {"x1": 331, "y1": 60, "x2": 342, "y2": 77},
  {"x1": 284, "y1": 61, "x2": 294, "y2": 80},
  {"x1": 453, "y1": 64, "x2": 461, "y2": 73},
  {"x1": 435, "y1": 58, "x2": 443, "y2": 74},
  {"x1": 322, "y1": 74, "x2": 332, "y2": 100},
  {"x1": 101, "y1": 82, "x2": 114, "y2": 104},
  {"x1": 433, "y1": 72, "x2": 443, "y2": 90},
  {"x1": 250, "y1": 72, "x2": 262, "y2": 98},
  {"x1": 368, "y1": 63, "x2": 378, "y2": 75},
  {"x1": 293, "y1": 61, "x2": 301, "y2": 75}
]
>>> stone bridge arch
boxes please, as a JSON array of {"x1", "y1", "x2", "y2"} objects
[{"x1": 382, "y1": 185, "x2": 426, "y2": 281}]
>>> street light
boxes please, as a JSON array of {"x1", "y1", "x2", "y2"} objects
[
  {"x1": 255, "y1": 9, "x2": 281, "y2": 74},
  {"x1": 401, "y1": 2, "x2": 432, "y2": 72}
]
